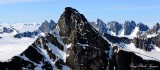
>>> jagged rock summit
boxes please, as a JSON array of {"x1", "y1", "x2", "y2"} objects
[
  {"x1": 0, "y1": 7, "x2": 111, "y2": 70},
  {"x1": 57, "y1": 7, "x2": 110, "y2": 70}
]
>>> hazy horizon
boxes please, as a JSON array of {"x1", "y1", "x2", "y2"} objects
[{"x1": 0, "y1": 0, "x2": 160, "y2": 25}]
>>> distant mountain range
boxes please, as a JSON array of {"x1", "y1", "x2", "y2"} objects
[
  {"x1": 0, "y1": 20, "x2": 56, "y2": 38},
  {"x1": 14, "y1": 20, "x2": 56, "y2": 38},
  {"x1": 90, "y1": 19, "x2": 150, "y2": 37},
  {"x1": 0, "y1": 7, "x2": 160, "y2": 70}
]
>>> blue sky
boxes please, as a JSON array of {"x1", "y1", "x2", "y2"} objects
[{"x1": 0, "y1": 0, "x2": 160, "y2": 25}]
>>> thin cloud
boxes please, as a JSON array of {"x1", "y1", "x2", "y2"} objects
[
  {"x1": 83, "y1": 5, "x2": 160, "y2": 12},
  {"x1": 81, "y1": 5, "x2": 129, "y2": 12}
]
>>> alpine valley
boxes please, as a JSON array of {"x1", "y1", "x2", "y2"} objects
[{"x1": 0, "y1": 7, "x2": 160, "y2": 70}]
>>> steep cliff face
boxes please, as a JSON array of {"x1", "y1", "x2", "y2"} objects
[
  {"x1": 109, "y1": 50, "x2": 160, "y2": 70},
  {"x1": 141, "y1": 23, "x2": 160, "y2": 48},
  {"x1": 132, "y1": 37, "x2": 155, "y2": 51},
  {"x1": 103, "y1": 33, "x2": 160, "y2": 70},
  {"x1": 38, "y1": 20, "x2": 56, "y2": 33},
  {"x1": 123, "y1": 21, "x2": 136, "y2": 35},
  {"x1": 107, "y1": 21, "x2": 122, "y2": 35},
  {"x1": 57, "y1": 7, "x2": 110, "y2": 70}
]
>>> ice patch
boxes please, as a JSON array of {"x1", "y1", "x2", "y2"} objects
[
  {"x1": 66, "y1": 43, "x2": 72, "y2": 48},
  {"x1": 130, "y1": 27, "x2": 139, "y2": 37},
  {"x1": 147, "y1": 33, "x2": 158, "y2": 38},
  {"x1": 77, "y1": 43, "x2": 89, "y2": 49},
  {"x1": 119, "y1": 43, "x2": 160, "y2": 61}
]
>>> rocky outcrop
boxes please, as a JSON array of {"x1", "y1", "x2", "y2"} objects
[
  {"x1": 103, "y1": 33, "x2": 131, "y2": 44},
  {"x1": 108, "y1": 50, "x2": 160, "y2": 70},
  {"x1": 150, "y1": 35, "x2": 160, "y2": 48},
  {"x1": 0, "y1": 27, "x2": 18, "y2": 34},
  {"x1": 91, "y1": 20, "x2": 149, "y2": 36},
  {"x1": 14, "y1": 31, "x2": 39, "y2": 38},
  {"x1": 38, "y1": 20, "x2": 56, "y2": 33},
  {"x1": 137, "y1": 22, "x2": 149, "y2": 31},
  {"x1": 90, "y1": 19, "x2": 110, "y2": 34},
  {"x1": 132, "y1": 37, "x2": 155, "y2": 51},
  {"x1": 107, "y1": 21, "x2": 122, "y2": 35},
  {"x1": 147, "y1": 23, "x2": 160, "y2": 34},
  {"x1": 123, "y1": 21, "x2": 136, "y2": 35},
  {"x1": 139, "y1": 23, "x2": 160, "y2": 49},
  {"x1": 14, "y1": 20, "x2": 56, "y2": 38}
]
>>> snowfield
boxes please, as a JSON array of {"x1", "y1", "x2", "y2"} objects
[
  {"x1": 119, "y1": 42, "x2": 160, "y2": 61},
  {"x1": 0, "y1": 33, "x2": 36, "y2": 61}
]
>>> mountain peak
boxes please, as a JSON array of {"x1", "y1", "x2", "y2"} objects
[
  {"x1": 137, "y1": 22, "x2": 149, "y2": 31},
  {"x1": 50, "y1": 20, "x2": 55, "y2": 23},
  {"x1": 97, "y1": 18, "x2": 105, "y2": 24},
  {"x1": 57, "y1": 7, "x2": 90, "y2": 44},
  {"x1": 64, "y1": 7, "x2": 79, "y2": 14},
  {"x1": 44, "y1": 20, "x2": 49, "y2": 23}
]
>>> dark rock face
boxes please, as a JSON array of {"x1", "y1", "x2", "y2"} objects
[
  {"x1": 91, "y1": 20, "x2": 149, "y2": 36},
  {"x1": 57, "y1": 7, "x2": 110, "y2": 70},
  {"x1": 132, "y1": 38, "x2": 155, "y2": 51},
  {"x1": 150, "y1": 23, "x2": 160, "y2": 34},
  {"x1": 14, "y1": 31, "x2": 39, "y2": 38},
  {"x1": 123, "y1": 21, "x2": 136, "y2": 35},
  {"x1": 143, "y1": 23, "x2": 160, "y2": 35},
  {"x1": 102, "y1": 34, "x2": 160, "y2": 69},
  {"x1": 38, "y1": 20, "x2": 56, "y2": 33},
  {"x1": 89, "y1": 19, "x2": 109, "y2": 34},
  {"x1": 110, "y1": 50, "x2": 160, "y2": 70},
  {"x1": 103, "y1": 33, "x2": 131, "y2": 44},
  {"x1": 107, "y1": 21, "x2": 122, "y2": 35},
  {"x1": 140, "y1": 23, "x2": 160, "y2": 48},
  {"x1": 96, "y1": 19, "x2": 109, "y2": 34},
  {"x1": 0, "y1": 56, "x2": 35, "y2": 70},
  {"x1": 150, "y1": 35, "x2": 160, "y2": 48},
  {"x1": 137, "y1": 22, "x2": 149, "y2": 31},
  {"x1": 103, "y1": 32, "x2": 155, "y2": 51}
]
